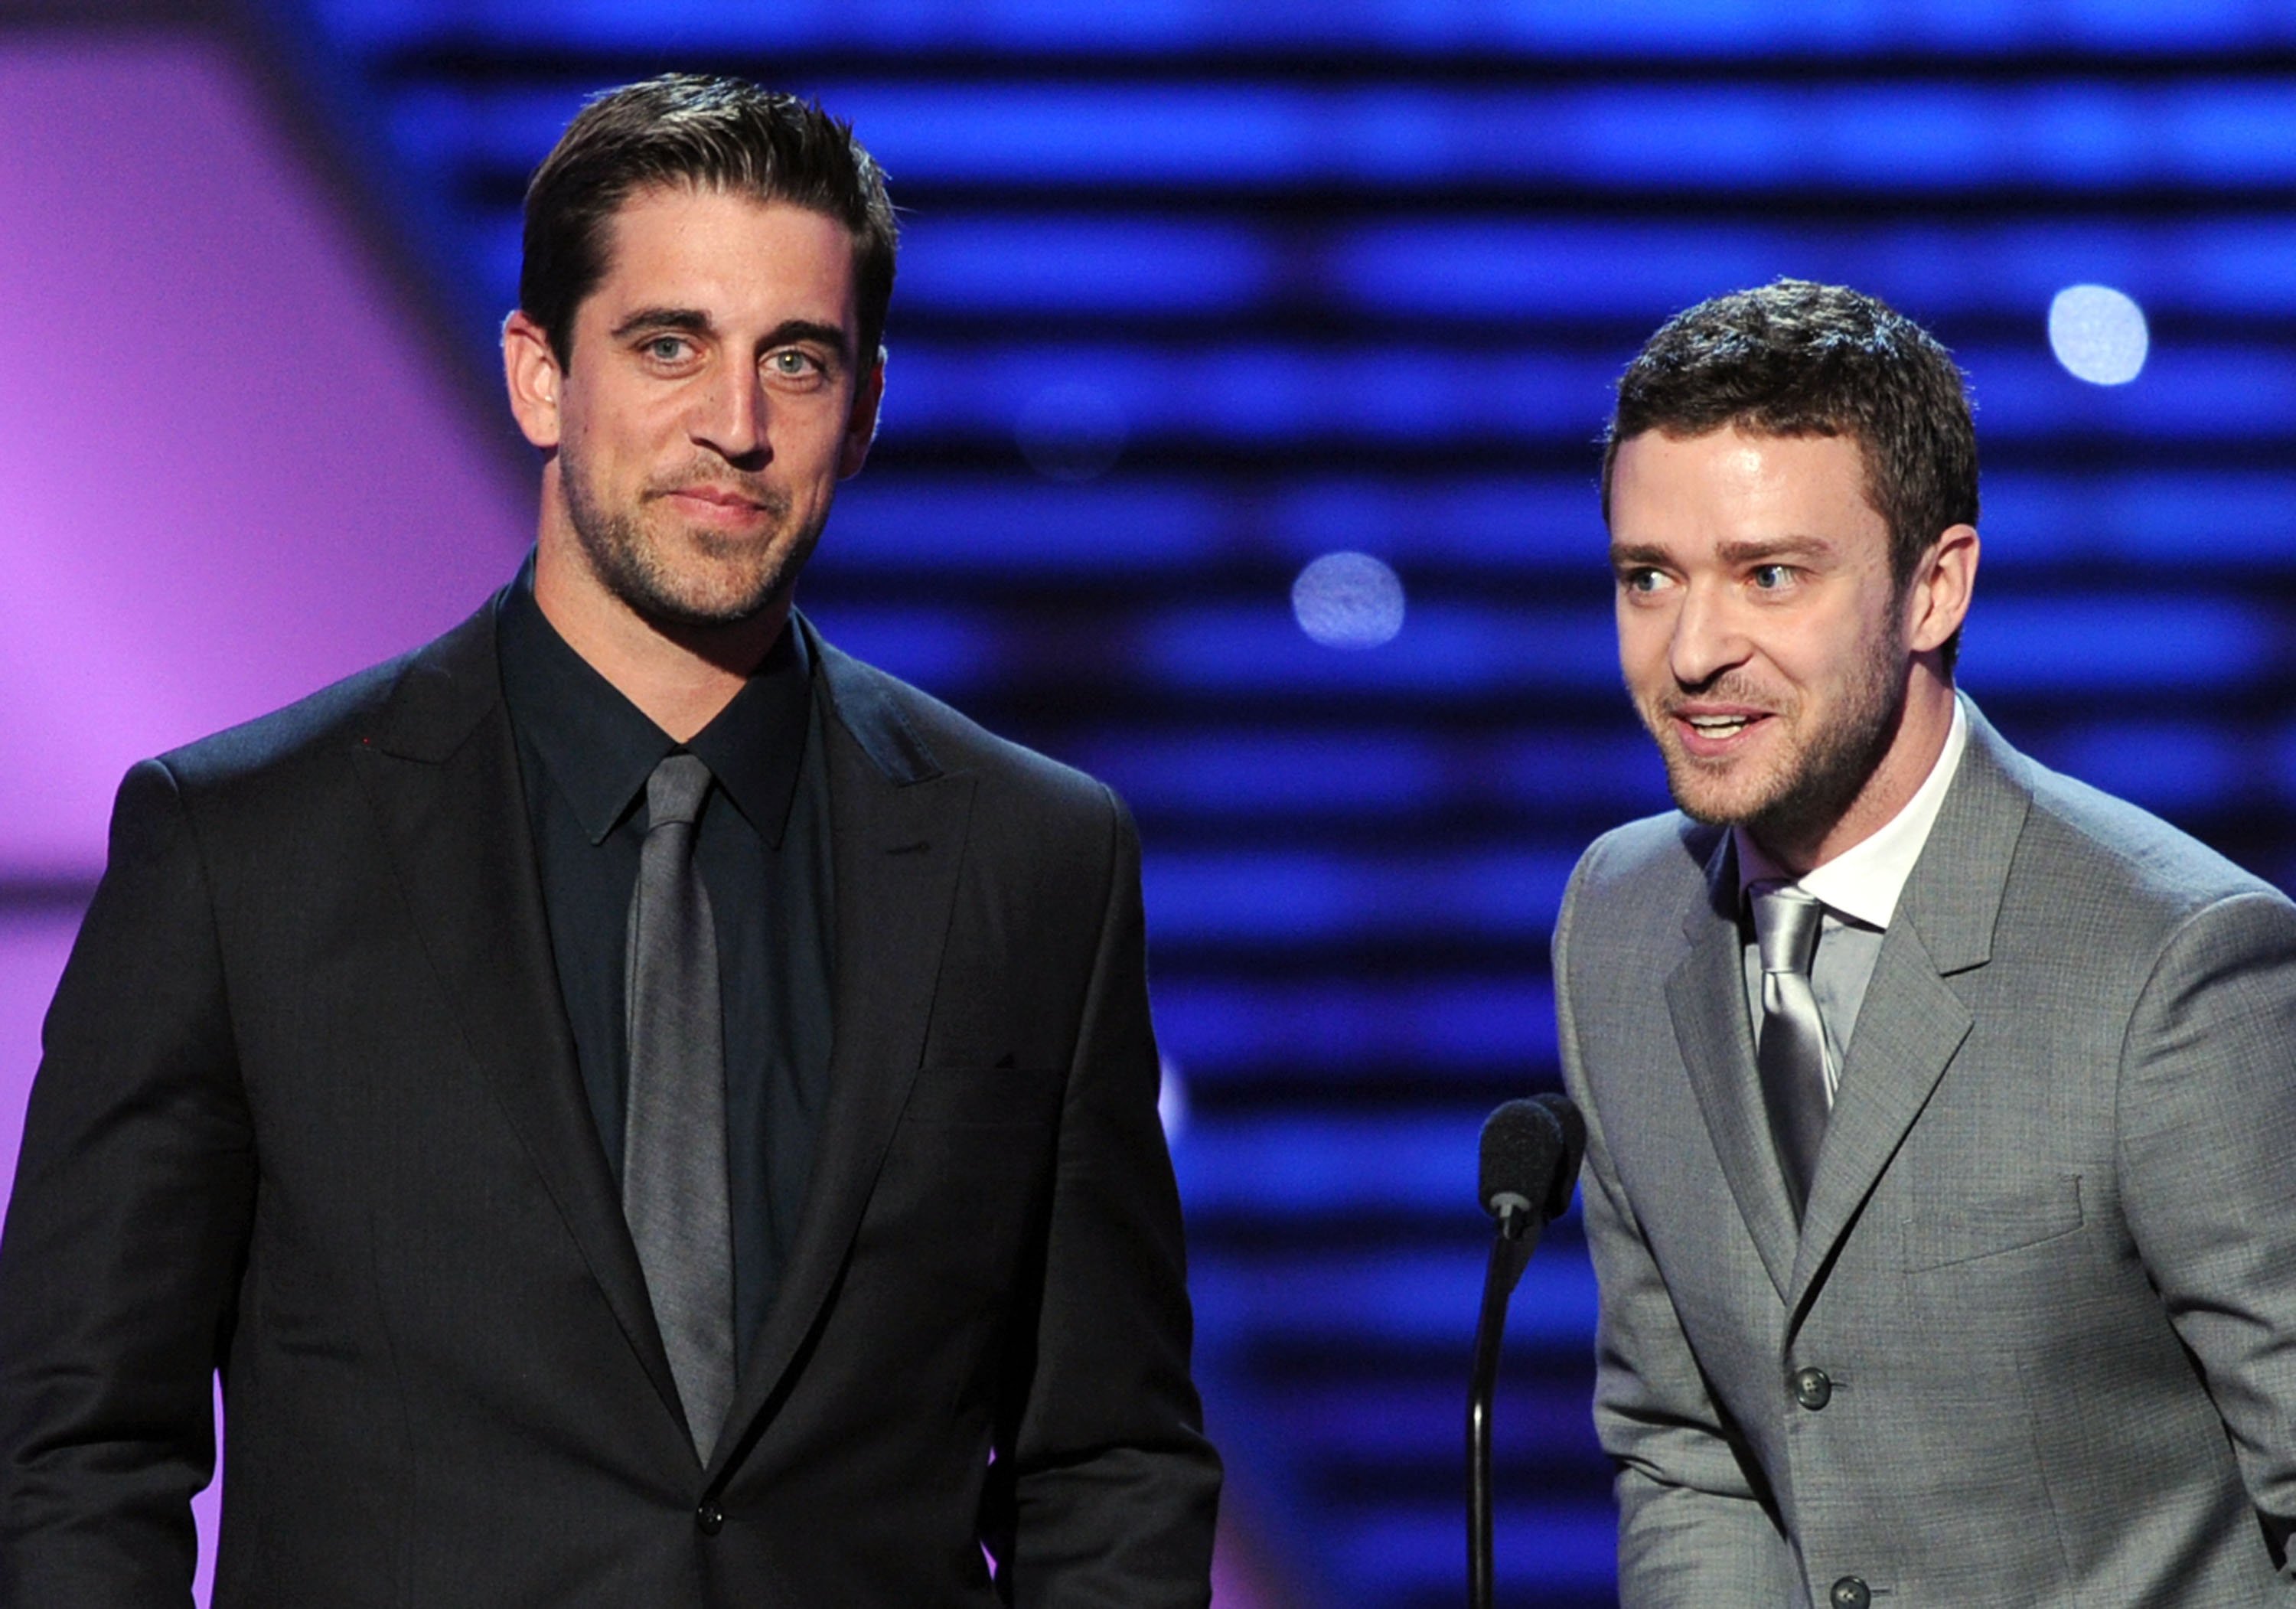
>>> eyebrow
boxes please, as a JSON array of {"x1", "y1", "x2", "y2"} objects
[
  {"x1": 1715, "y1": 536, "x2": 1836, "y2": 565},
  {"x1": 760, "y1": 318, "x2": 852, "y2": 357},
  {"x1": 608, "y1": 308, "x2": 853, "y2": 363},
  {"x1": 1608, "y1": 536, "x2": 1838, "y2": 569},
  {"x1": 609, "y1": 306, "x2": 714, "y2": 341}
]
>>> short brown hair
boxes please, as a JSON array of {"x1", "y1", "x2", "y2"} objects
[
  {"x1": 1601, "y1": 279, "x2": 1977, "y2": 660},
  {"x1": 519, "y1": 73, "x2": 899, "y2": 370}
]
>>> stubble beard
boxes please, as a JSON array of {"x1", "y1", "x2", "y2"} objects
[
  {"x1": 563, "y1": 460, "x2": 822, "y2": 631},
  {"x1": 1644, "y1": 625, "x2": 1909, "y2": 853}
]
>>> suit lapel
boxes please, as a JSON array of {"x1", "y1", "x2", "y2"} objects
[
  {"x1": 1667, "y1": 833, "x2": 1800, "y2": 1302},
  {"x1": 351, "y1": 597, "x2": 685, "y2": 1430},
  {"x1": 1786, "y1": 700, "x2": 2028, "y2": 1310},
  {"x1": 710, "y1": 628, "x2": 974, "y2": 1476},
  {"x1": 1786, "y1": 935, "x2": 1971, "y2": 1307}
]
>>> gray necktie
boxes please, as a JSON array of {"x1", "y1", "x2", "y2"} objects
[
  {"x1": 623, "y1": 752, "x2": 734, "y2": 1461},
  {"x1": 1751, "y1": 881, "x2": 1830, "y2": 1220}
]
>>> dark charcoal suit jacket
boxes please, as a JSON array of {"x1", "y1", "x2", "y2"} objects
[{"x1": 0, "y1": 590, "x2": 1219, "y2": 1606}]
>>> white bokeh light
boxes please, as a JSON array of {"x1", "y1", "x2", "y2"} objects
[
  {"x1": 1291, "y1": 551, "x2": 1405, "y2": 649},
  {"x1": 2049, "y1": 283, "x2": 2149, "y2": 386}
]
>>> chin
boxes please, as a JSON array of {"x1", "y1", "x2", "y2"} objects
[
  {"x1": 619, "y1": 536, "x2": 814, "y2": 632},
  {"x1": 1671, "y1": 788, "x2": 1763, "y2": 831},
  {"x1": 635, "y1": 577, "x2": 788, "y2": 631},
  {"x1": 1662, "y1": 756, "x2": 1786, "y2": 831}
]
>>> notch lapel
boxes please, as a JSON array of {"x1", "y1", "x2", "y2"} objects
[
  {"x1": 709, "y1": 633, "x2": 974, "y2": 1477},
  {"x1": 1786, "y1": 698, "x2": 2028, "y2": 1312},
  {"x1": 1666, "y1": 834, "x2": 1799, "y2": 1302},
  {"x1": 351, "y1": 600, "x2": 684, "y2": 1431},
  {"x1": 1786, "y1": 935, "x2": 1970, "y2": 1309}
]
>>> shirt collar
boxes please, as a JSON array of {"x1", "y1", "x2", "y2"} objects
[
  {"x1": 495, "y1": 554, "x2": 814, "y2": 847},
  {"x1": 1735, "y1": 696, "x2": 1968, "y2": 930}
]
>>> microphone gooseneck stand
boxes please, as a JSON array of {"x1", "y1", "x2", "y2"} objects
[
  {"x1": 1467, "y1": 1093, "x2": 1586, "y2": 1609},
  {"x1": 1467, "y1": 1194, "x2": 1534, "y2": 1609}
]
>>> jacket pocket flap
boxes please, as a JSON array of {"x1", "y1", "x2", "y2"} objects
[{"x1": 1901, "y1": 1173, "x2": 2084, "y2": 1270}]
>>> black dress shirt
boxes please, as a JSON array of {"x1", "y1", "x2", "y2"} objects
[{"x1": 495, "y1": 562, "x2": 835, "y2": 1369}]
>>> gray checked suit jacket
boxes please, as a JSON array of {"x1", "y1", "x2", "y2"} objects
[{"x1": 1554, "y1": 698, "x2": 2296, "y2": 1607}]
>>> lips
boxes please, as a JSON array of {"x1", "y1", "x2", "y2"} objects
[
  {"x1": 664, "y1": 485, "x2": 762, "y2": 511},
  {"x1": 1668, "y1": 706, "x2": 1772, "y2": 756},
  {"x1": 656, "y1": 484, "x2": 781, "y2": 535}
]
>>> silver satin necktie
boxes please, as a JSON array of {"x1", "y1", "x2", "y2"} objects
[
  {"x1": 622, "y1": 752, "x2": 735, "y2": 1462},
  {"x1": 1751, "y1": 881, "x2": 1831, "y2": 1221}
]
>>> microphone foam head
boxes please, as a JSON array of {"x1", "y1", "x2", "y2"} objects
[
  {"x1": 1479, "y1": 1098, "x2": 1564, "y2": 1222},
  {"x1": 1531, "y1": 1092, "x2": 1587, "y2": 1219}
]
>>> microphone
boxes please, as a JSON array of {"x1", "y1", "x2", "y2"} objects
[
  {"x1": 1533, "y1": 1092, "x2": 1587, "y2": 1224},
  {"x1": 1479, "y1": 1098, "x2": 1565, "y2": 1255},
  {"x1": 1467, "y1": 1094, "x2": 1585, "y2": 1609}
]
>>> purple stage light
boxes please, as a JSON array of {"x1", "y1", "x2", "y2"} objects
[
  {"x1": 0, "y1": 34, "x2": 525, "y2": 876},
  {"x1": 0, "y1": 32, "x2": 529, "y2": 1598}
]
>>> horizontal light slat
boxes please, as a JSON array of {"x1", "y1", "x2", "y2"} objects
[
  {"x1": 1153, "y1": 976, "x2": 1559, "y2": 1075},
  {"x1": 1143, "y1": 847, "x2": 1579, "y2": 942},
  {"x1": 319, "y1": 0, "x2": 2296, "y2": 60}
]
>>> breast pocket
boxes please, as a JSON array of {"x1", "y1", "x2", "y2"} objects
[
  {"x1": 863, "y1": 1066, "x2": 1067, "y2": 1308},
  {"x1": 898, "y1": 1064, "x2": 1065, "y2": 1130},
  {"x1": 1900, "y1": 1173, "x2": 2085, "y2": 1271}
]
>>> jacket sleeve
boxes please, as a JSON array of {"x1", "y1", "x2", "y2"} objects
[
  {"x1": 995, "y1": 786, "x2": 1221, "y2": 1607},
  {"x1": 0, "y1": 759, "x2": 255, "y2": 1602},
  {"x1": 1553, "y1": 847, "x2": 1802, "y2": 1607},
  {"x1": 2117, "y1": 888, "x2": 2296, "y2": 1576}
]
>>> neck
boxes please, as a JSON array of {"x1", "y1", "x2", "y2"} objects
[
  {"x1": 532, "y1": 533, "x2": 788, "y2": 746},
  {"x1": 1754, "y1": 663, "x2": 1957, "y2": 877}
]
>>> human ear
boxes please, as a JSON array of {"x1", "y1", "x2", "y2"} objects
[
  {"x1": 1906, "y1": 524, "x2": 1979, "y2": 653},
  {"x1": 502, "y1": 310, "x2": 564, "y2": 451}
]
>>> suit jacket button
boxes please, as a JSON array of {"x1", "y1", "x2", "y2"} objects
[
  {"x1": 696, "y1": 1503, "x2": 725, "y2": 1536},
  {"x1": 1830, "y1": 1576, "x2": 1870, "y2": 1609},
  {"x1": 1791, "y1": 1366, "x2": 1832, "y2": 1410}
]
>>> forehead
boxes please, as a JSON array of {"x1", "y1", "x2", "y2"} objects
[
  {"x1": 1609, "y1": 427, "x2": 1884, "y2": 551},
  {"x1": 585, "y1": 184, "x2": 859, "y2": 321}
]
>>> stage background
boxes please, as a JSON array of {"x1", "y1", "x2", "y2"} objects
[{"x1": 8, "y1": 2, "x2": 2296, "y2": 1604}]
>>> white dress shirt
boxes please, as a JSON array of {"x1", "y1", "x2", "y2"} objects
[{"x1": 1735, "y1": 697, "x2": 1969, "y2": 1101}]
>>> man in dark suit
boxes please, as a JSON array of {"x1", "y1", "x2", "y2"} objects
[
  {"x1": 1555, "y1": 279, "x2": 2296, "y2": 1604},
  {"x1": 0, "y1": 74, "x2": 1219, "y2": 1604}
]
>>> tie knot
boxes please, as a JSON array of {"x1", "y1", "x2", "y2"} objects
[
  {"x1": 646, "y1": 752, "x2": 713, "y2": 829},
  {"x1": 1751, "y1": 881, "x2": 1823, "y2": 977}
]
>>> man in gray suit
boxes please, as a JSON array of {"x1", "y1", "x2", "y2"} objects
[{"x1": 1555, "y1": 278, "x2": 2296, "y2": 1606}]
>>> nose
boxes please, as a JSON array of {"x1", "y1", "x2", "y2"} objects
[
  {"x1": 1667, "y1": 579, "x2": 1750, "y2": 688},
  {"x1": 690, "y1": 363, "x2": 770, "y2": 467}
]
